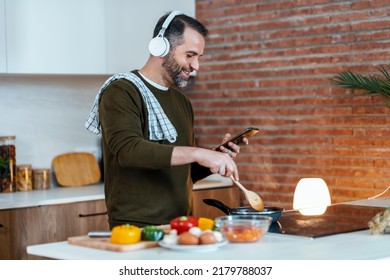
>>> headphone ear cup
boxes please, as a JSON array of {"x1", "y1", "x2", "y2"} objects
[
  {"x1": 149, "y1": 36, "x2": 170, "y2": 57},
  {"x1": 160, "y1": 37, "x2": 170, "y2": 57}
]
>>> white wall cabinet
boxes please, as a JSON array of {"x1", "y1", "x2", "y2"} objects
[
  {"x1": 0, "y1": 0, "x2": 6, "y2": 73},
  {"x1": 3, "y1": 0, "x2": 195, "y2": 75},
  {"x1": 5, "y1": 0, "x2": 107, "y2": 74}
]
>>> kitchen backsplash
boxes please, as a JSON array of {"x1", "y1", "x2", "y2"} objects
[{"x1": 0, "y1": 74, "x2": 109, "y2": 177}]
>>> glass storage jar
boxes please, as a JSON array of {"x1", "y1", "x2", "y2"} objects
[
  {"x1": 16, "y1": 164, "x2": 33, "y2": 191},
  {"x1": 0, "y1": 136, "x2": 16, "y2": 192},
  {"x1": 32, "y1": 168, "x2": 51, "y2": 190}
]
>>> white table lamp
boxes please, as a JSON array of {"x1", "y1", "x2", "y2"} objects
[{"x1": 293, "y1": 178, "x2": 331, "y2": 215}]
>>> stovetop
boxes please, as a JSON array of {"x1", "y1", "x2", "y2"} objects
[{"x1": 269, "y1": 204, "x2": 386, "y2": 238}]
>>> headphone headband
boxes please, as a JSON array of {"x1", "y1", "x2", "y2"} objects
[{"x1": 158, "y1": 11, "x2": 183, "y2": 37}]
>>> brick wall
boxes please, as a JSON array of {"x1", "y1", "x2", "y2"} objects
[{"x1": 188, "y1": 0, "x2": 390, "y2": 209}]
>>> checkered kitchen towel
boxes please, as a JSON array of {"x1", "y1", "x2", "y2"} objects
[{"x1": 85, "y1": 72, "x2": 177, "y2": 143}]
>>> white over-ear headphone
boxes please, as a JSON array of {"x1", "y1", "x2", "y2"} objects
[{"x1": 148, "y1": 11, "x2": 183, "y2": 57}]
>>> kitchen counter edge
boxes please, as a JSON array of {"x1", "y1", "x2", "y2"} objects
[{"x1": 0, "y1": 174, "x2": 233, "y2": 210}]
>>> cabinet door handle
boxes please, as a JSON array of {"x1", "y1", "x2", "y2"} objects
[
  {"x1": 0, "y1": 224, "x2": 3, "y2": 228},
  {"x1": 78, "y1": 211, "x2": 107, "y2": 218}
]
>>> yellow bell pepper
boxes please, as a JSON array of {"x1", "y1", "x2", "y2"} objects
[
  {"x1": 110, "y1": 224, "x2": 141, "y2": 245},
  {"x1": 198, "y1": 217, "x2": 215, "y2": 231}
]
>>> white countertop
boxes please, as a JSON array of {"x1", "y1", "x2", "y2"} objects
[
  {"x1": 27, "y1": 229, "x2": 390, "y2": 260},
  {"x1": 27, "y1": 197, "x2": 390, "y2": 260},
  {"x1": 0, "y1": 174, "x2": 232, "y2": 210}
]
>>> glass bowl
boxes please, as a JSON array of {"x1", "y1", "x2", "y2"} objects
[{"x1": 214, "y1": 215, "x2": 272, "y2": 243}]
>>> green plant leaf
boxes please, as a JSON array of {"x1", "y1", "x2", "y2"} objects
[
  {"x1": 329, "y1": 64, "x2": 390, "y2": 102},
  {"x1": 0, "y1": 157, "x2": 8, "y2": 169}
]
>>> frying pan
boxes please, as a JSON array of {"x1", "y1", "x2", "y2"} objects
[{"x1": 203, "y1": 198, "x2": 283, "y2": 223}]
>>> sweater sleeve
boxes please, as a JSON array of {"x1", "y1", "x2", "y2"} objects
[
  {"x1": 191, "y1": 162, "x2": 212, "y2": 183},
  {"x1": 99, "y1": 79, "x2": 174, "y2": 169}
]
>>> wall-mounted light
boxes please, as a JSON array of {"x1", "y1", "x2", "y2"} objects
[{"x1": 293, "y1": 178, "x2": 331, "y2": 215}]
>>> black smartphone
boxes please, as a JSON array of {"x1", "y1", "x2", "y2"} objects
[{"x1": 216, "y1": 127, "x2": 259, "y2": 151}]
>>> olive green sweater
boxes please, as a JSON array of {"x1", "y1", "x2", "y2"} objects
[{"x1": 99, "y1": 71, "x2": 210, "y2": 228}]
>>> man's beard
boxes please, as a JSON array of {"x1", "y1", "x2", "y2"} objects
[{"x1": 162, "y1": 52, "x2": 189, "y2": 88}]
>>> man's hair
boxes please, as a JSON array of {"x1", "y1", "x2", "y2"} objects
[{"x1": 152, "y1": 12, "x2": 208, "y2": 49}]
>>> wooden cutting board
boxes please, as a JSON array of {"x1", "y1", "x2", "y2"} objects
[
  {"x1": 67, "y1": 235, "x2": 159, "y2": 252},
  {"x1": 52, "y1": 152, "x2": 101, "y2": 187}
]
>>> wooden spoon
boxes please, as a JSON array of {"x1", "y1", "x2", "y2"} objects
[{"x1": 230, "y1": 176, "x2": 264, "y2": 211}]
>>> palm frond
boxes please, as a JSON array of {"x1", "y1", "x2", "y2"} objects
[
  {"x1": 378, "y1": 65, "x2": 390, "y2": 80},
  {"x1": 329, "y1": 64, "x2": 390, "y2": 100}
]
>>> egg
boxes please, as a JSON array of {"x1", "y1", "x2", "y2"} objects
[
  {"x1": 199, "y1": 231, "x2": 217, "y2": 245},
  {"x1": 189, "y1": 226, "x2": 202, "y2": 237},
  {"x1": 178, "y1": 232, "x2": 199, "y2": 245},
  {"x1": 212, "y1": 231, "x2": 223, "y2": 242},
  {"x1": 162, "y1": 233, "x2": 178, "y2": 246}
]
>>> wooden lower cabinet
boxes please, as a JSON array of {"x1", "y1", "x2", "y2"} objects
[
  {"x1": 0, "y1": 200, "x2": 109, "y2": 260},
  {"x1": 193, "y1": 186, "x2": 240, "y2": 219},
  {"x1": 62, "y1": 200, "x2": 109, "y2": 238}
]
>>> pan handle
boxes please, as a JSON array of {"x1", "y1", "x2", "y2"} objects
[{"x1": 202, "y1": 199, "x2": 232, "y2": 215}]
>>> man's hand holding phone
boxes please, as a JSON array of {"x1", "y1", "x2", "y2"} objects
[{"x1": 216, "y1": 127, "x2": 259, "y2": 155}]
